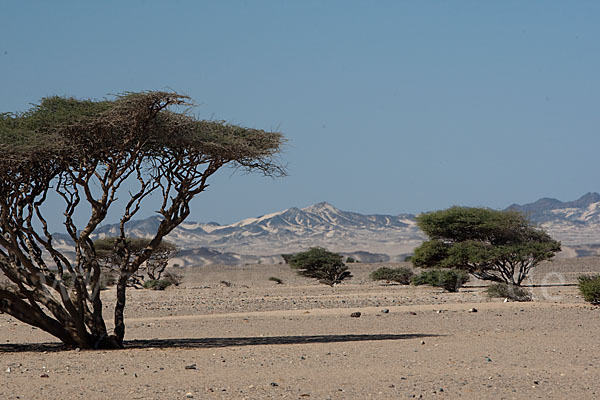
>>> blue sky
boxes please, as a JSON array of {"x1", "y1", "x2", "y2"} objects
[{"x1": 1, "y1": 1, "x2": 599, "y2": 226}]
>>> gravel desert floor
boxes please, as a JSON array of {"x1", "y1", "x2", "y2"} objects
[{"x1": 1, "y1": 259, "x2": 599, "y2": 399}]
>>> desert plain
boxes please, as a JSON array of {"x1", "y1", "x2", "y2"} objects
[{"x1": 0, "y1": 259, "x2": 599, "y2": 400}]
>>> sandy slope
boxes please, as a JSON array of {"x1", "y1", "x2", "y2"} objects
[{"x1": 1, "y1": 260, "x2": 599, "y2": 399}]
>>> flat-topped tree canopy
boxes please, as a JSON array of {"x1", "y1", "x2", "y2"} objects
[
  {"x1": 412, "y1": 207, "x2": 560, "y2": 286},
  {"x1": 0, "y1": 91, "x2": 285, "y2": 349},
  {"x1": 0, "y1": 91, "x2": 284, "y2": 180}
]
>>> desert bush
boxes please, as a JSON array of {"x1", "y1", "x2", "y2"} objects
[
  {"x1": 486, "y1": 283, "x2": 532, "y2": 302},
  {"x1": 370, "y1": 267, "x2": 413, "y2": 284},
  {"x1": 578, "y1": 275, "x2": 600, "y2": 304},
  {"x1": 269, "y1": 276, "x2": 283, "y2": 284},
  {"x1": 142, "y1": 279, "x2": 173, "y2": 291},
  {"x1": 412, "y1": 269, "x2": 469, "y2": 292},
  {"x1": 99, "y1": 271, "x2": 117, "y2": 290},
  {"x1": 162, "y1": 271, "x2": 183, "y2": 287},
  {"x1": 346, "y1": 256, "x2": 356, "y2": 263},
  {"x1": 58, "y1": 271, "x2": 114, "y2": 290},
  {"x1": 288, "y1": 247, "x2": 352, "y2": 286}
]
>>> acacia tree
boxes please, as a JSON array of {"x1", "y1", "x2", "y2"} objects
[
  {"x1": 288, "y1": 247, "x2": 352, "y2": 286},
  {"x1": 94, "y1": 237, "x2": 178, "y2": 286},
  {"x1": 411, "y1": 207, "x2": 560, "y2": 286},
  {"x1": 0, "y1": 91, "x2": 284, "y2": 348}
]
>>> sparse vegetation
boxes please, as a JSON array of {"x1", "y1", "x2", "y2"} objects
[
  {"x1": 346, "y1": 256, "x2": 357, "y2": 263},
  {"x1": 269, "y1": 276, "x2": 283, "y2": 284},
  {"x1": 412, "y1": 269, "x2": 469, "y2": 292},
  {"x1": 412, "y1": 207, "x2": 561, "y2": 285},
  {"x1": 370, "y1": 267, "x2": 413, "y2": 284},
  {"x1": 142, "y1": 279, "x2": 173, "y2": 291},
  {"x1": 486, "y1": 283, "x2": 532, "y2": 302},
  {"x1": 162, "y1": 271, "x2": 183, "y2": 287},
  {"x1": 60, "y1": 271, "x2": 115, "y2": 290},
  {"x1": 578, "y1": 275, "x2": 600, "y2": 304},
  {"x1": 287, "y1": 247, "x2": 352, "y2": 286}
]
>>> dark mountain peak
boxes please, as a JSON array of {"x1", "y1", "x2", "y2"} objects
[
  {"x1": 570, "y1": 192, "x2": 600, "y2": 208},
  {"x1": 507, "y1": 192, "x2": 600, "y2": 214}
]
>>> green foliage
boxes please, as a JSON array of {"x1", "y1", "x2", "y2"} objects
[
  {"x1": 578, "y1": 275, "x2": 600, "y2": 304},
  {"x1": 346, "y1": 256, "x2": 356, "y2": 263},
  {"x1": 370, "y1": 267, "x2": 413, "y2": 284},
  {"x1": 411, "y1": 269, "x2": 470, "y2": 292},
  {"x1": 288, "y1": 247, "x2": 352, "y2": 286},
  {"x1": 411, "y1": 240, "x2": 450, "y2": 267},
  {"x1": 142, "y1": 279, "x2": 173, "y2": 291},
  {"x1": 268, "y1": 276, "x2": 283, "y2": 284},
  {"x1": 485, "y1": 283, "x2": 532, "y2": 302},
  {"x1": 412, "y1": 207, "x2": 560, "y2": 285}
]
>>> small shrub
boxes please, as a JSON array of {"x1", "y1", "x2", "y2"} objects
[
  {"x1": 370, "y1": 267, "x2": 413, "y2": 284},
  {"x1": 99, "y1": 271, "x2": 117, "y2": 290},
  {"x1": 412, "y1": 269, "x2": 469, "y2": 292},
  {"x1": 578, "y1": 275, "x2": 600, "y2": 304},
  {"x1": 162, "y1": 271, "x2": 183, "y2": 286},
  {"x1": 486, "y1": 283, "x2": 532, "y2": 302},
  {"x1": 346, "y1": 257, "x2": 356, "y2": 263},
  {"x1": 143, "y1": 279, "x2": 173, "y2": 291},
  {"x1": 269, "y1": 277, "x2": 283, "y2": 284}
]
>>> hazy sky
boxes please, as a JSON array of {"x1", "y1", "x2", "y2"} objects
[{"x1": 1, "y1": 1, "x2": 599, "y2": 226}]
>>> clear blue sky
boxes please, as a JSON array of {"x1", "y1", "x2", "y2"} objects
[{"x1": 1, "y1": 1, "x2": 599, "y2": 225}]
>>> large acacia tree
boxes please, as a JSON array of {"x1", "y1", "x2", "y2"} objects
[
  {"x1": 0, "y1": 91, "x2": 284, "y2": 348},
  {"x1": 411, "y1": 207, "x2": 560, "y2": 286}
]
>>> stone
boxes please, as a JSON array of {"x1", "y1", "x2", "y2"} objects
[
  {"x1": 185, "y1": 364, "x2": 197, "y2": 370},
  {"x1": 185, "y1": 392, "x2": 194, "y2": 398},
  {"x1": 381, "y1": 309, "x2": 389, "y2": 313},
  {"x1": 469, "y1": 308, "x2": 478, "y2": 313},
  {"x1": 350, "y1": 312, "x2": 361, "y2": 318}
]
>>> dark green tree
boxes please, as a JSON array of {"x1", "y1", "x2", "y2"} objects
[
  {"x1": 411, "y1": 207, "x2": 560, "y2": 285},
  {"x1": 288, "y1": 247, "x2": 352, "y2": 286},
  {"x1": 0, "y1": 91, "x2": 284, "y2": 348}
]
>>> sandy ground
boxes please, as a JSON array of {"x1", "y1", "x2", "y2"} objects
[{"x1": 1, "y1": 259, "x2": 599, "y2": 399}]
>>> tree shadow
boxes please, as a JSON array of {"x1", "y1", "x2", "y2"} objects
[{"x1": 0, "y1": 333, "x2": 441, "y2": 353}]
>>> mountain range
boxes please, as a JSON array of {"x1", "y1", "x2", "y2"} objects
[{"x1": 74, "y1": 192, "x2": 600, "y2": 266}]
